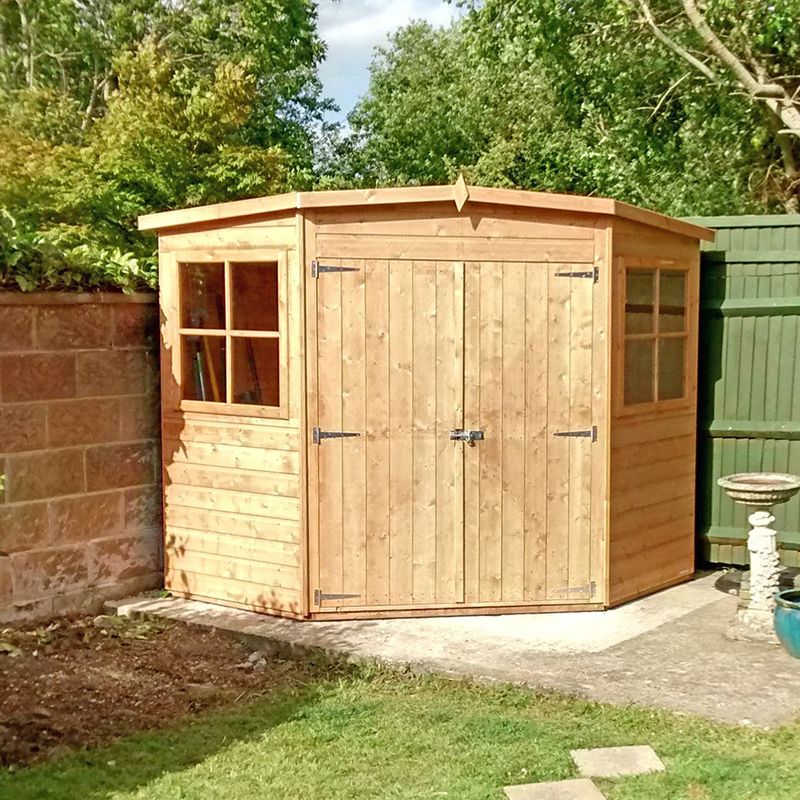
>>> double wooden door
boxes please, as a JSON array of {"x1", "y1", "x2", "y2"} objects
[{"x1": 309, "y1": 257, "x2": 597, "y2": 613}]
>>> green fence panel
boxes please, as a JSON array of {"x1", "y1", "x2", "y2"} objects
[{"x1": 685, "y1": 215, "x2": 800, "y2": 567}]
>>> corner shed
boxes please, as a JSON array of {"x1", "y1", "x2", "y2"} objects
[{"x1": 139, "y1": 181, "x2": 714, "y2": 620}]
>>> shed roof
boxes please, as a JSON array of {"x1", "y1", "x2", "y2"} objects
[{"x1": 138, "y1": 179, "x2": 715, "y2": 241}]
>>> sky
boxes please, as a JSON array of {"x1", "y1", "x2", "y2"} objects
[{"x1": 317, "y1": 0, "x2": 463, "y2": 121}]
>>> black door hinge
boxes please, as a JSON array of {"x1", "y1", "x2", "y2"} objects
[
  {"x1": 312, "y1": 427, "x2": 361, "y2": 445},
  {"x1": 314, "y1": 589, "x2": 362, "y2": 605},
  {"x1": 555, "y1": 266, "x2": 598, "y2": 283},
  {"x1": 553, "y1": 426, "x2": 597, "y2": 442},
  {"x1": 311, "y1": 260, "x2": 360, "y2": 278},
  {"x1": 553, "y1": 580, "x2": 597, "y2": 597}
]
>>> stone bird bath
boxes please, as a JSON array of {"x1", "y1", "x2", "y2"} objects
[{"x1": 718, "y1": 472, "x2": 800, "y2": 643}]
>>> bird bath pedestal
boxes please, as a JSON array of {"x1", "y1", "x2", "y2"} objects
[{"x1": 718, "y1": 473, "x2": 800, "y2": 644}]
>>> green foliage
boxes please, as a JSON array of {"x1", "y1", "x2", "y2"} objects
[
  {"x1": 0, "y1": 0, "x2": 328, "y2": 292},
  {"x1": 0, "y1": 210, "x2": 156, "y2": 293},
  {"x1": 330, "y1": 1, "x2": 796, "y2": 216}
]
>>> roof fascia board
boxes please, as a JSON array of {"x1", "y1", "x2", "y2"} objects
[{"x1": 137, "y1": 183, "x2": 714, "y2": 242}]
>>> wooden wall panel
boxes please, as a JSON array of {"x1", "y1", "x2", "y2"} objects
[
  {"x1": 159, "y1": 213, "x2": 298, "y2": 252},
  {"x1": 608, "y1": 409, "x2": 696, "y2": 605},
  {"x1": 162, "y1": 415, "x2": 305, "y2": 617},
  {"x1": 159, "y1": 211, "x2": 306, "y2": 618},
  {"x1": 607, "y1": 222, "x2": 700, "y2": 606}
]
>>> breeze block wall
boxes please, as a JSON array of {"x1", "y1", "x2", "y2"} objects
[{"x1": 0, "y1": 293, "x2": 162, "y2": 622}]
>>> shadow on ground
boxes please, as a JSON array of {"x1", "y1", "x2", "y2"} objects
[{"x1": 0, "y1": 667, "x2": 335, "y2": 800}]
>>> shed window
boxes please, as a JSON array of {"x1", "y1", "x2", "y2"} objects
[
  {"x1": 178, "y1": 259, "x2": 284, "y2": 410},
  {"x1": 623, "y1": 268, "x2": 687, "y2": 406}
]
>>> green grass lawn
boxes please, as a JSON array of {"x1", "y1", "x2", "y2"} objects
[{"x1": 3, "y1": 664, "x2": 798, "y2": 800}]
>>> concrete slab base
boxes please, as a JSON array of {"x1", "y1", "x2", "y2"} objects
[
  {"x1": 504, "y1": 778, "x2": 606, "y2": 800},
  {"x1": 107, "y1": 572, "x2": 800, "y2": 728},
  {"x1": 571, "y1": 745, "x2": 665, "y2": 778}
]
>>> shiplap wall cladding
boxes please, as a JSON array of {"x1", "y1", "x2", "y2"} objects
[
  {"x1": 689, "y1": 215, "x2": 800, "y2": 568},
  {"x1": 140, "y1": 181, "x2": 713, "y2": 620}
]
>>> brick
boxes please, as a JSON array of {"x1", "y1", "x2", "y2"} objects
[
  {"x1": 113, "y1": 304, "x2": 158, "y2": 347},
  {"x1": 11, "y1": 544, "x2": 89, "y2": 602},
  {"x1": 49, "y1": 491, "x2": 124, "y2": 545},
  {"x1": 0, "y1": 502, "x2": 49, "y2": 553},
  {"x1": 86, "y1": 442, "x2": 157, "y2": 491},
  {"x1": 0, "y1": 307, "x2": 35, "y2": 352},
  {"x1": 0, "y1": 403, "x2": 46, "y2": 452},
  {"x1": 77, "y1": 350, "x2": 147, "y2": 397},
  {"x1": 36, "y1": 304, "x2": 113, "y2": 350},
  {"x1": 5, "y1": 448, "x2": 85, "y2": 502},
  {"x1": 124, "y1": 485, "x2": 163, "y2": 530},
  {"x1": 0, "y1": 352, "x2": 76, "y2": 402},
  {"x1": 0, "y1": 556, "x2": 13, "y2": 603},
  {"x1": 47, "y1": 397, "x2": 120, "y2": 447},
  {"x1": 119, "y1": 394, "x2": 160, "y2": 440},
  {"x1": 87, "y1": 533, "x2": 161, "y2": 584}
]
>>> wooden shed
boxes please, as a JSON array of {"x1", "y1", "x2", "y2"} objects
[{"x1": 139, "y1": 180, "x2": 714, "y2": 620}]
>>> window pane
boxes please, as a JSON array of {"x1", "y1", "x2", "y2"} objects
[
  {"x1": 625, "y1": 270, "x2": 655, "y2": 334},
  {"x1": 659, "y1": 270, "x2": 686, "y2": 333},
  {"x1": 180, "y1": 263, "x2": 225, "y2": 329},
  {"x1": 624, "y1": 338, "x2": 654, "y2": 404},
  {"x1": 231, "y1": 262, "x2": 279, "y2": 331},
  {"x1": 181, "y1": 336, "x2": 226, "y2": 402},
  {"x1": 231, "y1": 338, "x2": 280, "y2": 406},
  {"x1": 659, "y1": 337, "x2": 685, "y2": 400}
]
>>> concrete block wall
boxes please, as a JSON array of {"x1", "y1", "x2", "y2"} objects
[{"x1": 0, "y1": 293, "x2": 162, "y2": 622}]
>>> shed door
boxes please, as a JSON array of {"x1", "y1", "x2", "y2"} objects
[
  {"x1": 310, "y1": 259, "x2": 465, "y2": 611},
  {"x1": 462, "y1": 262, "x2": 596, "y2": 605}
]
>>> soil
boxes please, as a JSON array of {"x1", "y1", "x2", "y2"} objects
[{"x1": 0, "y1": 614, "x2": 310, "y2": 768}]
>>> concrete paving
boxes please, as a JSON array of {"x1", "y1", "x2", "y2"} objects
[
  {"x1": 503, "y1": 778, "x2": 606, "y2": 800},
  {"x1": 571, "y1": 745, "x2": 665, "y2": 778},
  {"x1": 109, "y1": 573, "x2": 800, "y2": 728}
]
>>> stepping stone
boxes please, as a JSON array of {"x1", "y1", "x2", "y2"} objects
[
  {"x1": 570, "y1": 745, "x2": 665, "y2": 778},
  {"x1": 503, "y1": 778, "x2": 607, "y2": 800}
]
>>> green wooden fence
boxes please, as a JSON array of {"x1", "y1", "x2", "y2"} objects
[{"x1": 685, "y1": 215, "x2": 800, "y2": 566}]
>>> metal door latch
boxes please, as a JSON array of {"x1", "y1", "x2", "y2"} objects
[{"x1": 450, "y1": 429, "x2": 485, "y2": 446}]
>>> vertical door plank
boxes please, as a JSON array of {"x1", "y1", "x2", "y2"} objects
[
  {"x1": 435, "y1": 261, "x2": 465, "y2": 602},
  {"x1": 501, "y1": 261, "x2": 526, "y2": 601},
  {"x1": 316, "y1": 260, "x2": 344, "y2": 599},
  {"x1": 364, "y1": 259, "x2": 391, "y2": 605},
  {"x1": 304, "y1": 216, "x2": 319, "y2": 614},
  {"x1": 389, "y1": 261, "x2": 414, "y2": 604},
  {"x1": 463, "y1": 261, "x2": 482, "y2": 603},
  {"x1": 340, "y1": 260, "x2": 367, "y2": 605},
  {"x1": 546, "y1": 266, "x2": 572, "y2": 599},
  {"x1": 590, "y1": 228, "x2": 608, "y2": 601},
  {"x1": 524, "y1": 263, "x2": 549, "y2": 600},
  {"x1": 478, "y1": 261, "x2": 504, "y2": 602},
  {"x1": 412, "y1": 261, "x2": 438, "y2": 603},
  {"x1": 568, "y1": 269, "x2": 594, "y2": 593}
]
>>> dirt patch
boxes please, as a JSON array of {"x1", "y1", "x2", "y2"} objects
[{"x1": 0, "y1": 614, "x2": 310, "y2": 767}]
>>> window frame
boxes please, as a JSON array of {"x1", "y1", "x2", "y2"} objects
[
  {"x1": 168, "y1": 248, "x2": 289, "y2": 420},
  {"x1": 615, "y1": 256, "x2": 697, "y2": 417}
]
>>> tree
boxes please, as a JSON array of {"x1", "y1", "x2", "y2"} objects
[
  {"x1": 626, "y1": 0, "x2": 800, "y2": 210},
  {"x1": 0, "y1": 0, "x2": 330, "y2": 287},
  {"x1": 332, "y1": 0, "x2": 795, "y2": 215}
]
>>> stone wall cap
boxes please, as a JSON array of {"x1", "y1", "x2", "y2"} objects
[{"x1": 0, "y1": 292, "x2": 156, "y2": 306}]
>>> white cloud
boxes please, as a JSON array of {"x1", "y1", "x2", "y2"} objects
[{"x1": 317, "y1": 0, "x2": 461, "y2": 120}]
